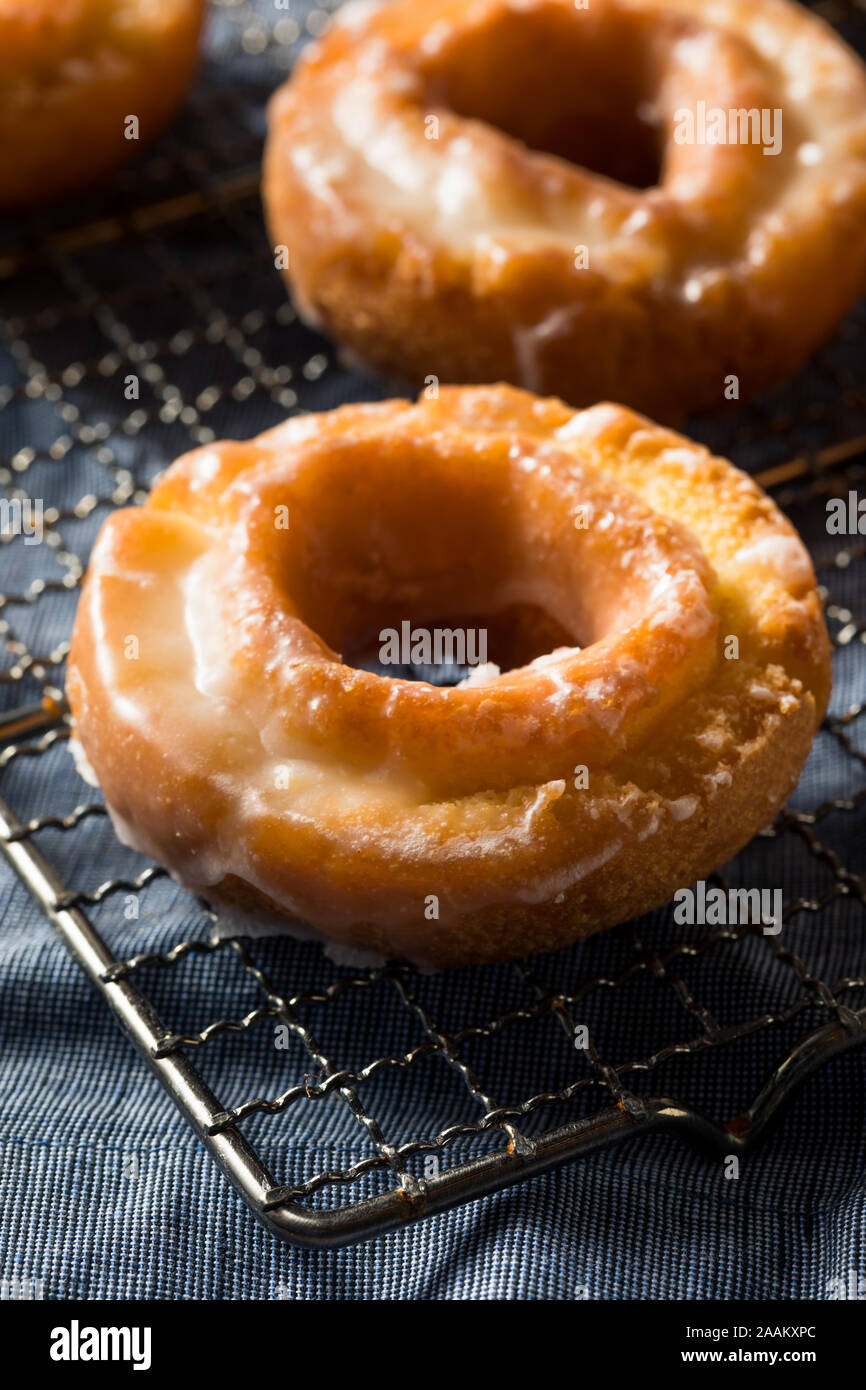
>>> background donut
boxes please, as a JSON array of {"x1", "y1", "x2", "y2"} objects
[
  {"x1": 0, "y1": 0, "x2": 205, "y2": 207},
  {"x1": 264, "y1": 0, "x2": 866, "y2": 417}
]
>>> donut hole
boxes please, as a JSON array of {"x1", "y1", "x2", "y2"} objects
[
  {"x1": 418, "y1": 3, "x2": 668, "y2": 191},
  {"x1": 342, "y1": 600, "x2": 578, "y2": 684},
  {"x1": 256, "y1": 435, "x2": 601, "y2": 679}
]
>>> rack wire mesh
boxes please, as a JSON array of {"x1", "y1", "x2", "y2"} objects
[{"x1": 0, "y1": 0, "x2": 865, "y2": 1248}]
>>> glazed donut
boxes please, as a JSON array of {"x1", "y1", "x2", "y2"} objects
[
  {"x1": 0, "y1": 0, "x2": 205, "y2": 207},
  {"x1": 66, "y1": 384, "x2": 831, "y2": 968},
  {"x1": 264, "y1": 0, "x2": 866, "y2": 418}
]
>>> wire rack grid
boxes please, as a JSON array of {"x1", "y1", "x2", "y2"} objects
[{"x1": 0, "y1": 0, "x2": 865, "y2": 1249}]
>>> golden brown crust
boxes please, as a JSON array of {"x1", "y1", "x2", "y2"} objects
[
  {"x1": 263, "y1": 0, "x2": 866, "y2": 417},
  {"x1": 66, "y1": 384, "x2": 831, "y2": 968},
  {"x1": 0, "y1": 0, "x2": 205, "y2": 207}
]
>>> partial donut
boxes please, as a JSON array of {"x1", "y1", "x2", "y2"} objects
[
  {"x1": 264, "y1": 0, "x2": 866, "y2": 418},
  {"x1": 66, "y1": 384, "x2": 831, "y2": 968},
  {"x1": 0, "y1": 0, "x2": 205, "y2": 207}
]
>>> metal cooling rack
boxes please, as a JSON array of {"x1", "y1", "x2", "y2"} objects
[{"x1": 0, "y1": 0, "x2": 865, "y2": 1248}]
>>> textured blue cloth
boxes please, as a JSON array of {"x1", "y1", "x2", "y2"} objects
[{"x1": 0, "y1": 0, "x2": 865, "y2": 1300}]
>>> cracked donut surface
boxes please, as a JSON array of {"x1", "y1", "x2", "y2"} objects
[
  {"x1": 264, "y1": 0, "x2": 866, "y2": 417},
  {"x1": 0, "y1": 0, "x2": 204, "y2": 206},
  {"x1": 67, "y1": 385, "x2": 831, "y2": 967}
]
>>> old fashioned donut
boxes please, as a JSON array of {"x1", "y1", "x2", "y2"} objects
[
  {"x1": 0, "y1": 0, "x2": 205, "y2": 207},
  {"x1": 66, "y1": 384, "x2": 831, "y2": 968},
  {"x1": 264, "y1": 0, "x2": 866, "y2": 417}
]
